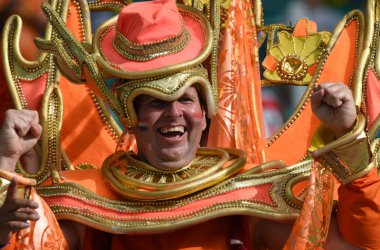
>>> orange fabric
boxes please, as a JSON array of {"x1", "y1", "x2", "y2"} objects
[
  {"x1": 3, "y1": 189, "x2": 68, "y2": 250},
  {"x1": 284, "y1": 163, "x2": 335, "y2": 249},
  {"x1": 59, "y1": 78, "x2": 118, "y2": 167},
  {"x1": 294, "y1": 19, "x2": 317, "y2": 36},
  {"x1": 208, "y1": 0, "x2": 266, "y2": 164},
  {"x1": 42, "y1": 169, "x2": 121, "y2": 200},
  {"x1": 19, "y1": 76, "x2": 47, "y2": 112},
  {"x1": 366, "y1": 68, "x2": 380, "y2": 129},
  {"x1": 318, "y1": 20, "x2": 358, "y2": 85},
  {"x1": 262, "y1": 55, "x2": 277, "y2": 71},
  {"x1": 337, "y1": 168, "x2": 380, "y2": 249},
  {"x1": 112, "y1": 217, "x2": 231, "y2": 250},
  {"x1": 81, "y1": 217, "x2": 249, "y2": 250}
]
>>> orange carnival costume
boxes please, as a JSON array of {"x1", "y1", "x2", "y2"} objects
[{"x1": 0, "y1": 0, "x2": 379, "y2": 249}]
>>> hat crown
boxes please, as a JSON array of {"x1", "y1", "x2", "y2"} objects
[{"x1": 117, "y1": 0, "x2": 182, "y2": 45}]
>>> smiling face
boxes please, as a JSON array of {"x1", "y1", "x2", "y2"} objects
[{"x1": 132, "y1": 86, "x2": 207, "y2": 171}]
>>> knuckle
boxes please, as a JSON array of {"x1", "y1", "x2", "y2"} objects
[{"x1": 27, "y1": 110, "x2": 38, "y2": 118}]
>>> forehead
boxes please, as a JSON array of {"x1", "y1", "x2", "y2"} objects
[{"x1": 136, "y1": 86, "x2": 200, "y2": 104}]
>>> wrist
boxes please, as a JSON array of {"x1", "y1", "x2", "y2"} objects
[
  {"x1": 312, "y1": 114, "x2": 373, "y2": 185},
  {"x1": 0, "y1": 155, "x2": 18, "y2": 173},
  {"x1": 331, "y1": 124, "x2": 355, "y2": 139}
]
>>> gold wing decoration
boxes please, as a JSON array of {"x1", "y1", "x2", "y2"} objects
[
  {"x1": 35, "y1": 3, "x2": 124, "y2": 118},
  {"x1": 2, "y1": 0, "x2": 123, "y2": 184},
  {"x1": 358, "y1": 0, "x2": 380, "y2": 172},
  {"x1": 2, "y1": 0, "x2": 70, "y2": 184}
]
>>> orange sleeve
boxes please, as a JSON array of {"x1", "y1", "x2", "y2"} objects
[{"x1": 338, "y1": 168, "x2": 380, "y2": 249}]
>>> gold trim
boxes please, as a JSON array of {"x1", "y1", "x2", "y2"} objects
[
  {"x1": 114, "y1": 21, "x2": 190, "y2": 61},
  {"x1": 253, "y1": 0, "x2": 263, "y2": 29},
  {"x1": 107, "y1": 148, "x2": 228, "y2": 189},
  {"x1": 102, "y1": 147, "x2": 246, "y2": 200},
  {"x1": 40, "y1": 86, "x2": 64, "y2": 184},
  {"x1": 244, "y1": 160, "x2": 287, "y2": 174},
  {"x1": 371, "y1": 138, "x2": 380, "y2": 174},
  {"x1": 88, "y1": 0, "x2": 130, "y2": 13}
]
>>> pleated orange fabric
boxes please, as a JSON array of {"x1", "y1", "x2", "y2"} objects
[{"x1": 207, "y1": 0, "x2": 266, "y2": 165}]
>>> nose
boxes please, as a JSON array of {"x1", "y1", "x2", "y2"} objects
[{"x1": 164, "y1": 101, "x2": 183, "y2": 118}]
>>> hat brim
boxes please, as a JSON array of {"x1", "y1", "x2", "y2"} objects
[
  {"x1": 120, "y1": 72, "x2": 216, "y2": 128},
  {"x1": 94, "y1": 5, "x2": 213, "y2": 80}
]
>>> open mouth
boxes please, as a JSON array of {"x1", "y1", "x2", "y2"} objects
[{"x1": 158, "y1": 126, "x2": 186, "y2": 138}]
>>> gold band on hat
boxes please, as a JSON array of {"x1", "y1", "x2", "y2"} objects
[
  {"x1": 114, "y1": 65, "x2": 216, "y2": 128},
  {"x1": 113, "y1": 21, "x2": 191, "y2": 62}
]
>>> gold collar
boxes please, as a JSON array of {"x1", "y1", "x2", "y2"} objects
[{"x1": 102, "y1": 147, "x2": 246, "y2": 201}]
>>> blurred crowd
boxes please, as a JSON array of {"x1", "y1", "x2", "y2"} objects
[{"x1": 0, "y1": 0, "x2": 45, "y2": 60}]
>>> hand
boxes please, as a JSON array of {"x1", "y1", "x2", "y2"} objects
[
  {"x1": 0, "y1": 178, "x2": 40, "y2": 245},
  {"x1": 0, "y1": 110, "x2": 42, "y2": 172},
  {"x1": 311, "y1": 83, "x2": 356, "y2": 138}
]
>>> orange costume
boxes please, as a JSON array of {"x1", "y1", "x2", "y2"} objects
[{"x1": 0, "y1": 0, "x2": 379, "y2": 249}]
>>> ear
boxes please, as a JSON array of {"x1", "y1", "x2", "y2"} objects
[{"x1": 201, "y1": 110, "x2": 207, "y2": 131}]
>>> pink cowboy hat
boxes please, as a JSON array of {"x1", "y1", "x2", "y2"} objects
[{"x1": 93, "y1": 0, "x2": 213, "y2": 79}]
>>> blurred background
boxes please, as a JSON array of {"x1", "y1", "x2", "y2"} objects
[{"x1": 0, "y1": 0, "x2": 368, "y2": 137}]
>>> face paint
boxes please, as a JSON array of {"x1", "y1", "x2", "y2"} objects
[{"x1": 191, "y1": 113, "x2": 205, "y2": 120}]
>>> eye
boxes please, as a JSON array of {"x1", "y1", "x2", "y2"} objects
[
  {"x1": 178, "y1": 96, "x2": 194, "y2": 104},
  {"x1": 147, "y1": 99, "x2": 167, "y2": 107}
]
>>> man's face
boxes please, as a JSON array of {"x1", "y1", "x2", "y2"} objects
[{"x1": 133, "y1": 86, "x2": 207, "y2": 171}]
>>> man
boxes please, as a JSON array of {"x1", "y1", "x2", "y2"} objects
[
  {"x1": 0, "y1": 82, "x2": 373, "y2": 249},
  {"x1": 0, "y1": 0, "x2": 379, "y2": 249}
]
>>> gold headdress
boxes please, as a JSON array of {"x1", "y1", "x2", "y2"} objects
[{"x1": 36, "y1": 0, "x2": 218, "y2": 129}]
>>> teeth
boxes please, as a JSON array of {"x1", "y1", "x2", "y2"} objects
[{"x1": 159, "y1": 126, "x2": 185, "y2": 134}]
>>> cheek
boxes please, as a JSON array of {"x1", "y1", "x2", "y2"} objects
[
  {"x1": 187, "y1": 106, "x2": 204, "y2": 121},
  {"x1": 136, "y1": 112, "x2": 159, "y2": 131},
  {"x1": 187, "y1": 107, "x2": 206, "y2": 130}
]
